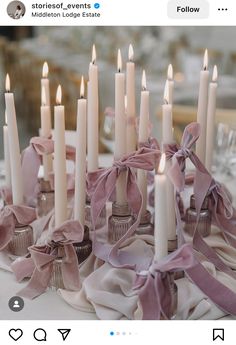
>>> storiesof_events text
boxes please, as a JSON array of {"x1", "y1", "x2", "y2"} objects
[{"x1": 31, "y1": 2, "x2": 101, "y2": 18}]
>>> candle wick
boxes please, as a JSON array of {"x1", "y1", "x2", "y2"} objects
[
  {"x1": 204, "y1": 66, "x2": 207, "y2": 71},
  {"x1": 164, "y1": 98, "x2": 169, "y2": 105},
  {"x1": 142, "y1": 86, "x2": 147, "y2": 91},
  {"x1": 118, "y1": 68, "x2": 121, "y2": 73}
]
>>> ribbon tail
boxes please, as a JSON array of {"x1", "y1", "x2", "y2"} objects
[
  {"x1": 186, "y1": 261, "x2": 236, "y2": 316},
  {"x1": 61, "y1": 245, "x2": 80, "y2": 291},
  {"x1": 139, "y1": 274, "x2": 161, "y2": 320},
  {"x1": 17, "y1": 265, "x2": 53, "y2": 299},
  {"x1": 11, "y1": 257, "x2": 35, "y2": 282},
  {"x1": 91, "y1": 169, "x2": 117, "y2": 228}
]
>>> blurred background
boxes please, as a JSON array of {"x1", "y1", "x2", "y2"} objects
[{"x1": 0, "y1": 26, "x2": 236, "y2": 162}]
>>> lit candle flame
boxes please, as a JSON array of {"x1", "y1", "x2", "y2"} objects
[
  {"x1": 56, "y1": 85, "x2": 62, "y2": 105},
  {"x1": 142, "y1": 70, "x2": 147, "y2": 91},
  {"x1": 117, "y1": 49, "x2": 122, "y2": 72},
  {"x1": 92, "y1": 44, "x2": 96, "y2": 64},
  {"x1": 203, "y1": 49, "x2": 208, "y2": 70},
  {"x1": 5, "y1": 110, "x2": 7, "y2": 125},
  {"x1": 163, "y1": 80, "x2": 169, "y2": 104},
  {"x1": 41, "y1": 86, "x2": 47, "y2": 106},
  {"x1": 128, "y1": 44, "x2": 134, "y2": 61},
  {"x1": 42, "y1": 61, "x2": 49, "y2": 78},
  {"x1": 5, "y1": 74, "x2": 10, "y2": 92},
  {"x1": 80, "y1": 76, "x2": 85, "y2": 98},
  {"x1": 212, "y1": 65, "x2": 218, "y2": 82},
  {"x1": 167, "y1": 64, "x2": 173, "y2": 80},
  {"x1": 158, "y1": 153, "x2": 166, "y2": 174}
]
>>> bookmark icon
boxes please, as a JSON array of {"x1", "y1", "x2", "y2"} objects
[{"x1": 58, "y1": 329, "x2": 71, "y2": 341}]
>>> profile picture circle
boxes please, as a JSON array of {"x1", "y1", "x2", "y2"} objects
[{"x1": 7, "y1": 1, "x2": 26, "y2": 19}]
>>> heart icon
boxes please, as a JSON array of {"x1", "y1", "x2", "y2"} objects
[{"x1": 9, "y1": 329, "x2": 23, "y2": 341}]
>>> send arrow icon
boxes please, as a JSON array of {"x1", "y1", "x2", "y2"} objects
[{"x1": 58, "y1": 329, "x2": 71, "y2": 341}]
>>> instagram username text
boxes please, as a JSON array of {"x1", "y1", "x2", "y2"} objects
[{"x1": 31, "y1": 2, "x2": 101, "y2": 17}]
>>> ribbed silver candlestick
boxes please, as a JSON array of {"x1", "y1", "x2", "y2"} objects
[
  {"x1": 185, "y1": 195, "x2": 211, "y2": 237},
  {"x1": 136, "y1": 210, "x2": 154, "y2": 236},
  {"x1": 8, "y1": 225, "x2": 33, "y2": 256},
  {"x1": 37, "y1": 179, "x2": 54, "y2": 217},
  {"x1": 73, "y1": 225, "x2": 92, "y2": 264},
  {"x1": 108, "y1": 202, "x2": 134, "y2": 244},
  {"x1": 49, "y1": 246, "x2": 65, "y2": 290}
]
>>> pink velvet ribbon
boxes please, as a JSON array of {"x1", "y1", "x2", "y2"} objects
[
  {"x1": 11, "y1": 219, "x2": 83, "y2": 299},
  {"x1": 0, "y1": 205, "x2": 36, "y2": 251},
  {"x1": 21, "y1": 137, "x2": 54, "y2": 206},
  {"x1": 87, "y1": 146, "x2": 160, "y2": 270},
  {"x1": 165, "y1": 122, "x2": 236, "y2": 315},
  {"x1": 134, "y1": 244, "x2": 196, "y2": 319},
  {"x1": 21, "y1": 137, "x2": 76, "y2": 206}
]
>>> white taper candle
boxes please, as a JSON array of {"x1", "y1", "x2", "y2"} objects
[
  {"x1": 154, "y1": 153, "x2": 168, "y2": 261},
  {"x1": 74, "y1": 76, "x2": 87, "y2": 225},
  {"x1": 137, "y1": 70, "x2": 149, "y2": 216},
  {"x1": 54, "y1": 85, "x2": 67, "y2": 227},
  {"x1": 196, "y1": 49, "x2": 209, "y2": 163},
  {"x1": 126, "y1": 44, "x2": 136, "y2": 153},
  {"x1": 4, "y1": 74, "x2": 23, "y2": 205},
  {"x1": 115, "y1": 49, "x2": 127, "y2": 205},
  {"x1": 205, "y1": 65, "x2": 218, "y2": 172},
  {"x1": 87, "y1": 45, "x2": 99, "y2": 172}
]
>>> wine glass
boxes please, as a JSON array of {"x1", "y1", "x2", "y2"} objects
[{"x1": 226, "y1": 128, "x2": 236, "y2": 177}]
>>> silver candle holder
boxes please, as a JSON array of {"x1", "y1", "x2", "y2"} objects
[
  {"x1": 37, "y1": 179, "x2": 54, "y2": 217},
  {"x1": 136, "y1": 210, "x2": 154, "y2": 236},
  {"x1": 108, "y1": 202, "x2": 134, "y2": 244},
  {"x1": 185, "y1": 195, "x2": 211, "y2": 237},
  {"x1": 8, "y1": 224, "x2": 33, "y2": 256},
  {"x1": 168, "y1": 236, "x2": 178, "y2": 253},
  {"x1": 49, "y1": 246, "x2": 65, "y2": 290},
  {"x1": 169, "y1": 272, "x2": 178, "y2": 320},
  {"x1": 85, "y1": 195, "x2": 106, "y2": 230},
  {"x1": 73, "y1": 225, "x2": 92, "y2": 264}
]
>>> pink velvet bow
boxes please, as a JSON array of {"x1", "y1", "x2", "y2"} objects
[
  {"x1": 22, "y1": 137, "x2": 76, "y2": 206},
  {"x1": 134, "y1": 244, "x2": 196, "y2": 319},
  {"x1": 194, "y1": 174, "x2": 236, "y2": 249},
  {"x1": 11, "y1": 219, "x2": 83, "y2": 299},
  {"x1": 0, "y1": 205, "x2": 36, "y2": 251},
  {"x1": 87, "y1": 146, "x2": 160, "y2": 269},
  {"x1": 21, "y1": 137, "x2": 54, "y2": 206},
  {"x1": 165, "y1": 122, "x2": 208, "y2": 192}
]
